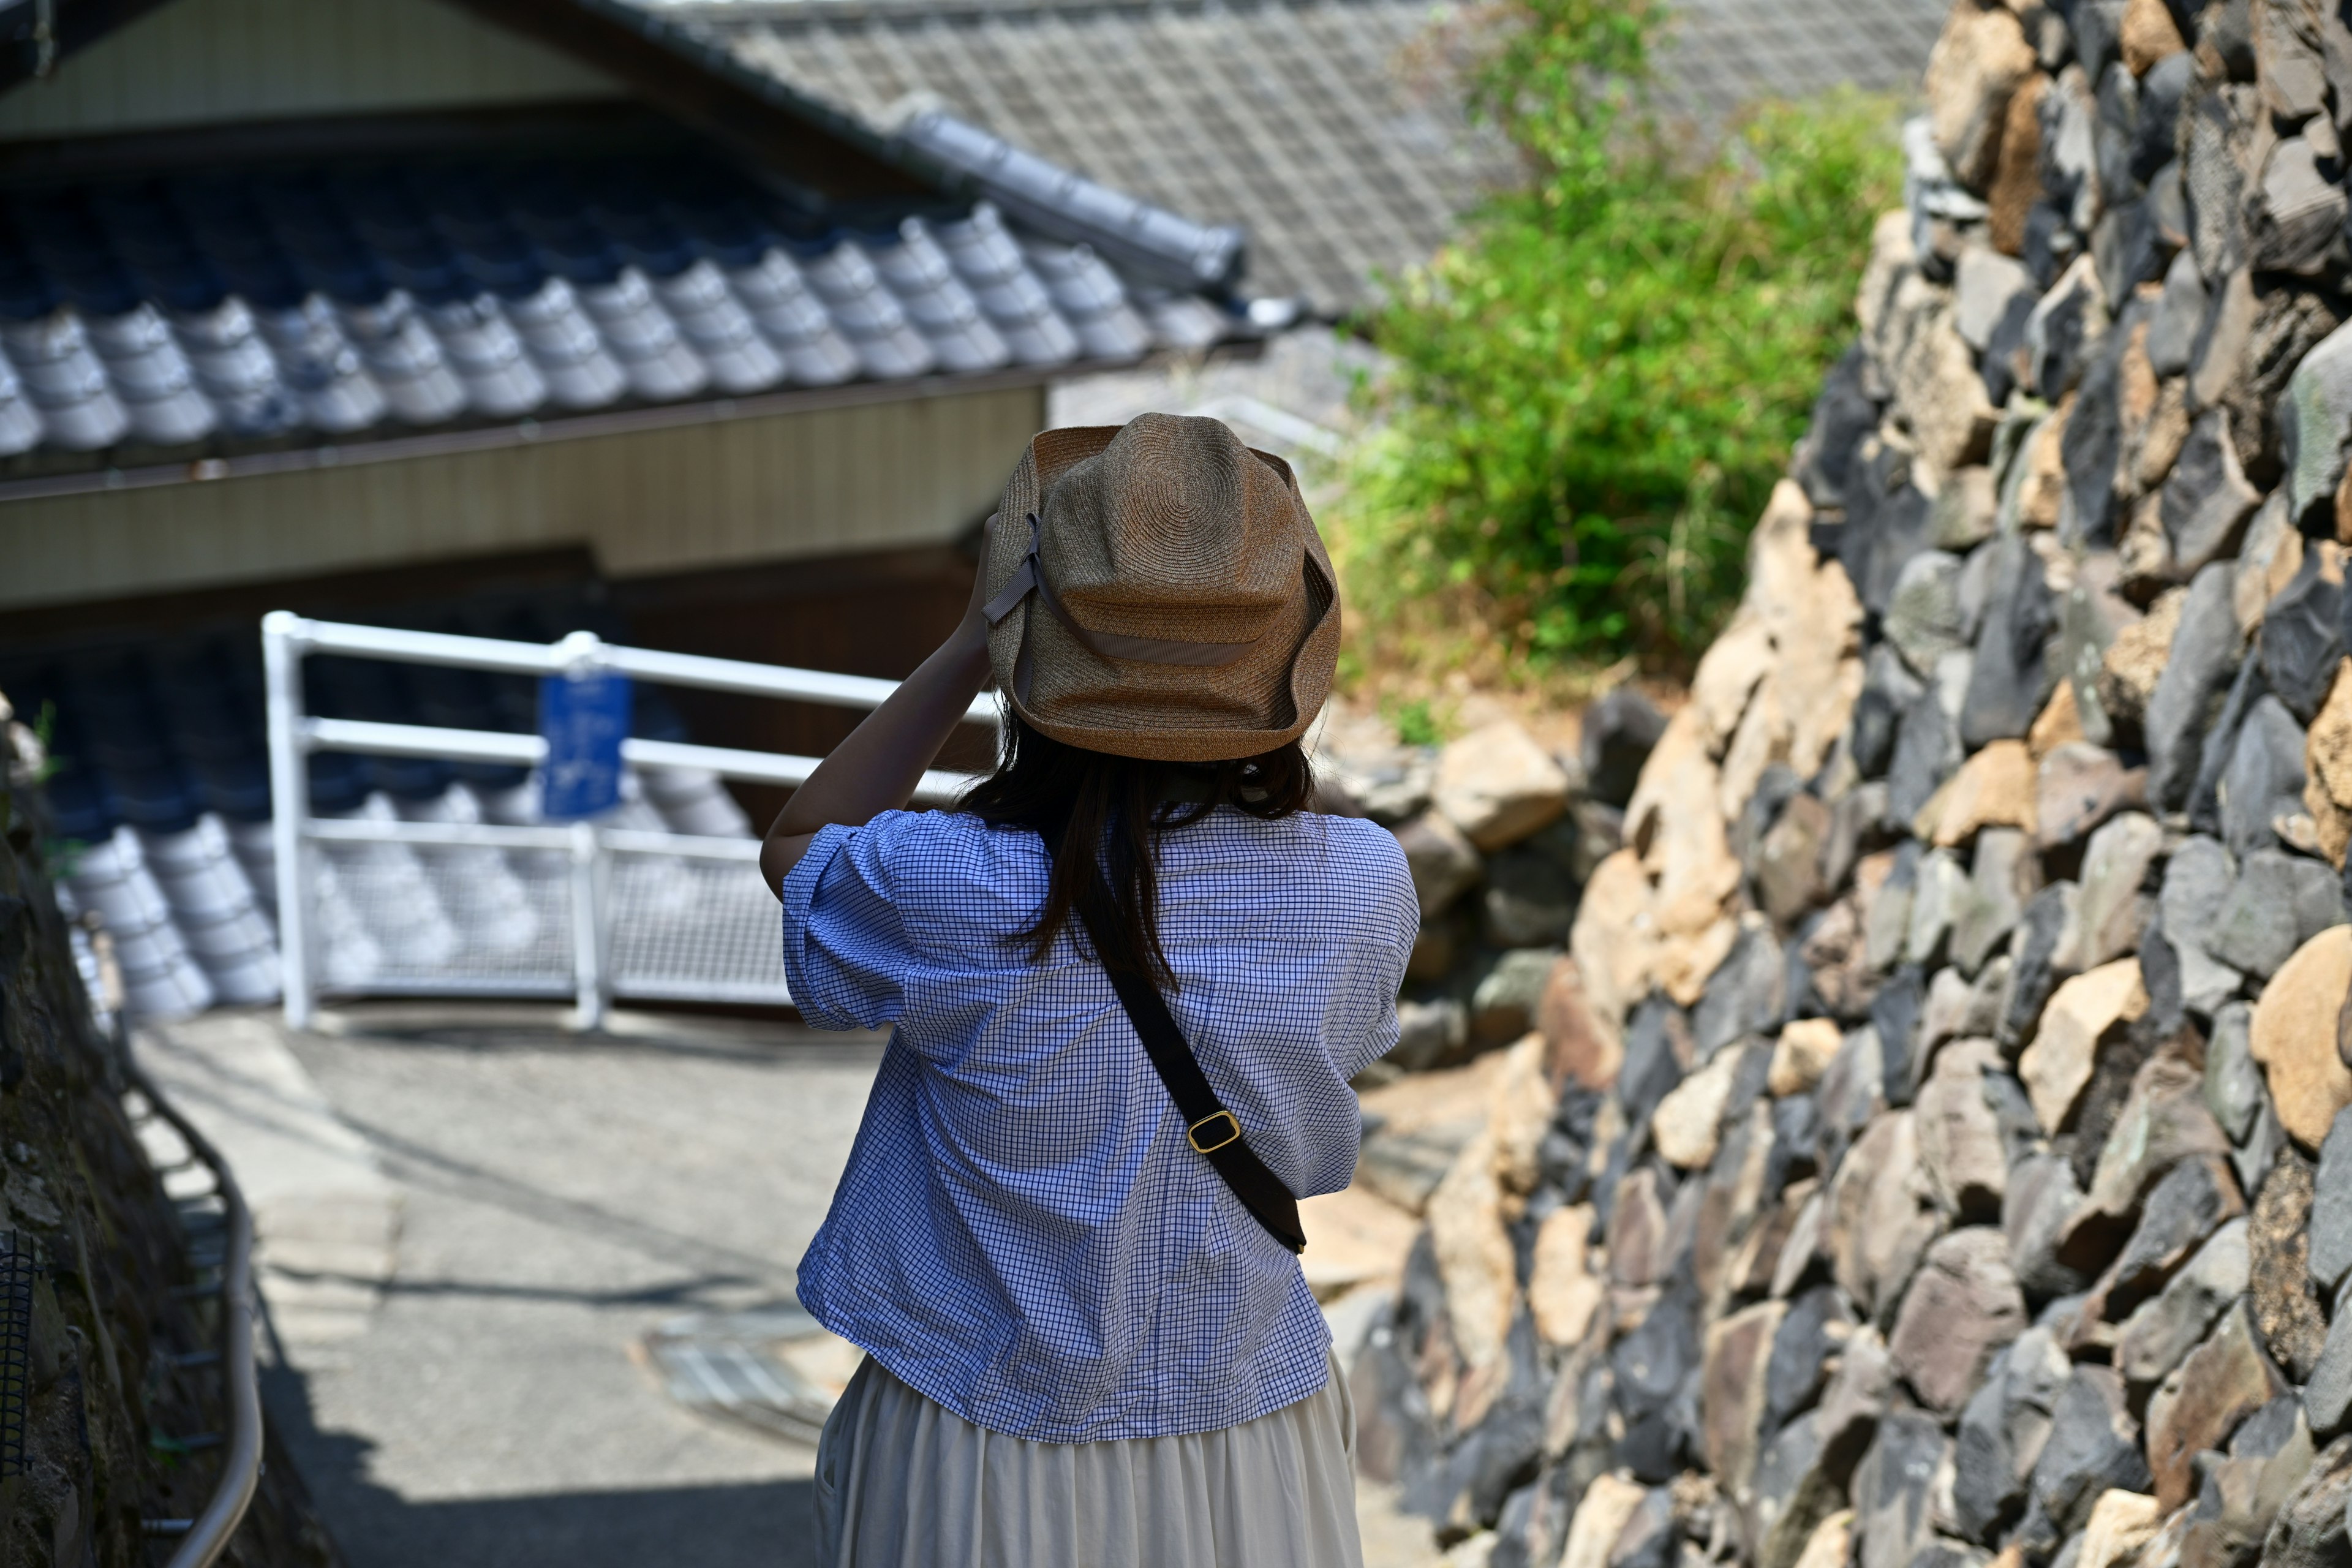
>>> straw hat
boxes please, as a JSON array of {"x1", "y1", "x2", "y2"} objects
[{"x1": 978, "y1": 413, "x2": 1340, "y2": 763}]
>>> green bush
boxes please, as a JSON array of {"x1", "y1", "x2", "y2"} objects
[{"x1": 1333, "y1": 0, "x2": 1902, "y2": 675}]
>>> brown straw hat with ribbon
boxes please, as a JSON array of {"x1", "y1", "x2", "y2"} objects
[{"x1": 978, "y1": 413, "x2": 1341, "y2": 763}]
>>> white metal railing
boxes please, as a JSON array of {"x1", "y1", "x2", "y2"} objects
[{"x1": 261, "y1": 612, "x2": 995, "y2": 1030}]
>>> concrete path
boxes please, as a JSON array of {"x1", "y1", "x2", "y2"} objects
[{"x1": 143, "y1": 1002, "x2": 1440, "y2": 1568}]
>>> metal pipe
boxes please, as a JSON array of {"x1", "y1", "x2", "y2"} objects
[
  {"x1": 121, "y1": 1055, "x2": 262, "y2": 1568},
  {"x1": 567, "y1": 821, "x2": 606, "y2": 1031},
  {"x1": 260, "y1": 612, "x2": 314, "y2": 1032}
]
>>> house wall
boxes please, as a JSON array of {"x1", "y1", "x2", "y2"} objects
[
  {"x1": 0, "y1": 0, "x2": 622, "y2": 141},
  {"x1": 0, "y1": 382, "x2": 1042, "y2": 611}
]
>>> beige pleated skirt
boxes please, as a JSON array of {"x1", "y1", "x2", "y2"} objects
[{"x1": 812, "y1": 1349, "x2": 1365, "y2": 1568}]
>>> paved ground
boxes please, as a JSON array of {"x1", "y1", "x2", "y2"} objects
[{"x1": 143, "y1": 1001, "x2": 1440, "y2": 1568}]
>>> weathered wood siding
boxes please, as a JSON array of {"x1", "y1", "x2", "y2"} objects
[
  {"x1": 0, "y1": 0, "x2": 621, "y2": 141},
  {"x1": 0, "y1": 384, "x2": 1042, "y2": 610}
]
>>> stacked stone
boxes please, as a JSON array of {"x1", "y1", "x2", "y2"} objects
[{"x1": 1355, "y1": 3, "x2": 2352, "y2": 1565}]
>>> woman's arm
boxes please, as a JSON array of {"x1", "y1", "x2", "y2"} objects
[{"x1": 760, "y1": 537, "x2": 998, "y2": 897}]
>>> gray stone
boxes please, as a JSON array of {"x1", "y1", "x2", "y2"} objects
[
  {"x1": 2259, "y1": 551, "x2": 2346, "y2": 725},
  {"x1": 2005, "y1": 1152, "x2": 2092, "y2": 1302},
  {"x1": 1872, "y1": 967, "x2": 1929, "y2": 1108},
  {"x1": 2185, "y1": 77, "x2": 2256, "y2": 287},
  {"x1": 1755, "y1": 794, "x2": 1832, "y2": 930},
  {"x1": 1581, "y1": 686, "x2": 1666, "y2": 810},
  {"x1": 2075, "y1": 811, "x2": 2163, "y2": 970},
  {"x1": 2101, "y1": 1153, "x2": 2244, "y2": 1314},
  {"x1": 1961, "y1": 532, "x2": 2060, "y2": 751},
  {"x1": 2146, "y1": 561, "x2": 2246, "y2": 809},
  {"x1": 1915, "y1": 1041, "x2": 2012, "y2": 1223},
  {"x1": 2302, "y1": 1289, "x2": 2352, "y2": 1437},
  {"x1": 2248, "y1": 135, "x2": 2346, "y2": 276},
  {"x1": 1484, "y1": 832, "x2": 1583, "y2": 948},
  {"x1": 1932, "y1": 467, "x2": 2000, "y2": 552},
  {"x1": 1888, "y1": 682, "x2": 1966, "y2": 827},
  {"x1": 1866, "y1": 841, "x2": 1923, "y2": 974},
  {"x1": 2206, "y1": 1001, "x2": 2263, "y2": 1142},
  {"x1": 2278, "y1": 318, "x2": 2352, "y2": 533},
  {"x1": 1472, "y1": 949, "x2": 1561, "y2": 1043},
  {"x1": 2213, "y1": 848, "x2": 2308, "y2": 979},
  {"x1": 1890, "y1": 1226, "x2": 2029, "y2": 1417},
  {"x1": 1957, "y1": 247, "x2": 2035, "y2": 350},
  {"x1": 1887, "y1": 550, "x2": 1972, "y2": 677},
  {"x1": 2221, "y1": 697, "x2": 2309, "y2": 859},
  {"x1": 2235, "y1": 1098, "x2": 2287, "y2": 1212},
  {"x1": 2192, "y1": 654, "x2": 2272, "y2": 842},
  {"x1": 1954, "y1": 828, "x2": 2041, "y2": 976},
  {"x1": 1393, "y1": 810, "x2": 1483, "y2": 918},
  {"x1": 1694, "y1": 921, "x2": 1787, "y2": 1063},
  {"x1": 2019, "y1": 1365, "x2": 2151, "y2": 1550},
  {"x1": 2035, "y1": 744, "x2": 2146, "y2": 851},
  {"x1": 2116, "y1": 1218, "x2": 2252, "y2": 1387},
  {"x1": 1906, "y1": 848, "x2": 1970, "y2": 970},
  {"x1": 2163, "y1": 837, "x2": 2243, "y2": 1017},
  {"x1": 1392, "y1": 997, "x2": 1470, "y2": 1072},
  {"x1": 1854, "y1": 1409, "x2": 1950, "y2": 1568},
  {"x1": 2309, "y1": 1108, "x2": 2352, "y2": 1296},
  {"x1": 2025, "y1": 254, "x2": 2110, "y2": 401},
  {"x1": 2252, "y1": 1431, "x2": 2352, "y2": 1568},
  {"x1": 2290, "y1": 857, "x2": 2346, "y2": 946},
  {"x1": 1953, "y1": 1325, "x2": 2071, "y2": 1544},
  {"x1": 1999, "y1": 883, "x2": 2085, "y2": 1049},
  {"x1": 1815, "y1": 1025, "x2": 1886, "y2": 1176},
  {"x1": 1763, "y1": 1284, "x2": 1852, "y2": 1436},
  {"x1": 1853, "y1": 644, "x2": 1926, "y2": 782},
  {"x1": 2061, "y1": 298, "x2": 2136, "y2": 547},
  {"x1": 2147, "y1": 247, "x2": 2206, "y2": 377},
  {"x1": 2161, "y1": 409, "x2": 2262, "y2": 575},
  {"x1": 1619, "y1": 995, "x2": 1695, "y2": 1133}
]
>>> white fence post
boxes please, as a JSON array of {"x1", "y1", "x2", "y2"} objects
[
  {"x1": 260, "y1": 612, "x2": 314, "y2": 1031},
  {"x1": 567, "y1": 820, "x2": 608, "y2": 1030}
]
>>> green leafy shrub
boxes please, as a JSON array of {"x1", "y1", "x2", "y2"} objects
[{"x1": 1333, "y1": 0, "x2": 1902, "y2": 676}]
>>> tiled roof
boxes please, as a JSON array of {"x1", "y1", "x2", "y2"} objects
[
  {"x1": 0, "y1": 145, "x2": 1235, "y2": 464},
  {"x1": 655, "y1": 0, "x2": 1948, "y2": 317}
]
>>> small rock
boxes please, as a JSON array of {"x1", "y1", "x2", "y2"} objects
[
  {"x1": 2019, "y1": 959, "x2": 2148, "y2": 1134},
  {"x1": 2305, "y1": 657, "x2": 2352, "y2": 867},
  {"x1": 2094, "y1": 1153, "x2": 2244, "y2": 1315},
  {"x1": 2146, "y1": 562, "x2": 2247, "y2": 809},
  {"x1": 2303, "y1": 1290, "x2": 2352, "y2": 1439},
  {"x1": 2259, "y1": 1432, "x2": 2352, "y2": 1568},
  {"x1": 1890, "y1": 685, "x2": 1969, "y2": 828},
  {"x1": 1770, "y1": 1019, "x2": 1843, "y2": 1099},
  {"x1": 2022, "y1": 1365, "x2": 2150, "y2": 1548},
  {"x1": 1695, "y1": 918, "x2": 1790, "y2": 1061},
  {"x1": 2146, "y1": 247, "x2": 2204, "y2": 376},
  {"x1": 1473, "y1": 949, "x2": 1562, "y2": 1045},
  {"x1": 2212, "y1": 848, "x2": 2307, "y2": 978},
  {"x1": 1528, "y1": 1202, "x2": 1605, "y2": 1349},
  {"x1": 1890, "y1": 1226, "x2": 2029, "y2": 1417},
  {"x1": 1961, "y1": 535, "x2": 2060, "y2": 749},
  {"x1": 2144, "y1": 1300, "x2": 2288, "y2": 1508},
  {"x1": 2260, "y1": 551, "x2": 2345, "y2": 724},
  {"x1": 1954, "y1": 828, "x2": 2042, "y2": 975},
  {"x1": 2248, "y1": 135, "x2": 2347, "y2": 275},
  {"x1": 1957, "y1": 246, "x2": 2037, "y2": 348},
  {"x1": 1888, "y1": 550, "x2": 1974, "y2": 676},
  {"x1": 2162, "y1": 836, "x2": 2243, "y2": 1017},
  {"x1": 2169, "y1": 1394, "x2": 2315, "y2": 1568},
  {"x1": 1395, "y1": 810, "x2": 1485, "y2": 917},
  {"x1": 1815, "y1": 1024, "x2": 1887, "y2": 1175},
  {"x1": 1558, "y1": 1472, "x2": 1649, "y2": 1568},
  {"x1": 2309, "y1": 1107, "x2": 2352, "y2": 1295},
  {"x1": 2249, "y1": 927, "x2": 2352, "y2": 1149},
  {"x1": 1434, "y1": 722, "x2": 1574, "y2": 851},
  {"x1": 2220, "y1": 698, "x2": 2309, "y2": 859},
  {"x1": 2006, "y1": 1153, "x2": 2093, "y2": 1301},
  {"x1": 2030, "y1": 679, "x2": 2088, "y2": 757},
  {"x1": 2158, "y1": 408, "x2": 2261, "y2": 575},
  {"x1": 2203, "y1": 1000, "x2": 2261, "y2": 1142},
  {"x1": 1483, "y1": 834, "x2": 1583, "y2": 948},
  {"x1": 2114, "y1": 1217, "x2": 2251, "y2": 1386},
  {"x1": 1921, "y1": 965, "x2": 1986, "y2": 1057},
  {"x1": 1540, "y1": 956, "x2": 1621, "y2": 1095},
  {"x1": 2064, "y1": 1047, "x2": 2233, "y2": 1268},
  {"x1": 1580, "y1": 687, "x2": 1666, "y2": 810},
  {"x1": 1609, "y1": 1166, "x2": 1672, "y2": 1289},
  {"x1": 1394, "y1": 997, "x2": 1471, "y2": 1071},
  {"x1": 1765, "y1": 1283, "x2": 1852, "y2": 1436},
  {"x1": 1427, "y1": 1129, "x2": 1521, "y2": 1378},
  {"x1": 1918, "y1": 740, "x2": 2041, "y2": 848},
  {"x1": 2074, "y1": 812, "x2": 2164, "y2": 968},
  {"x1": 2095, "y1": 585, "x2": 2182, "y2": 742},
  {"x1": 2025, "y1": 254, "x2": 2112, "y2": 402},
  {"x1": 1854, "y1": 1409, "x2": 1952, "y2": 1568},
  {"x1": 2075, "y1": 1489, "x2": 2162, "y2": 1568},
  {"x1": 2000, "y1": 884, "x2": 2086, "y2": 1047},
  {"x1": 2035, "y1": 744, "x2": 2147, "y2": 850},
  {"x1": 1826, "y1": 1109, "x2": 1943, "y2": 1321},
  {"x1": 2251, "y1": 1152, "x2": 2330, "y2": 1381},
  {"x1": 1702, "y1": 1298, "x2": 1788, "y2": 1494},
  {"x1": 1619, "y1": 994, "x2": 1695, "y2": 1133},
  {"x1": 1871, "y1": 967, "x2": 1929, "y2": 1107},
  {"x1": 1953, "y1": 1325, "x2": 2072, "y2": 1542},
  {"x1": 1653, "y1": 1049, "x2": 1742, "y2": 1170},
  {"x1": 1907, "y1": 848, "x2": 1972, "y2": 968},
  {"x1": 1915, "y1": 1039, "x2": 2011, "y2": 1220}
]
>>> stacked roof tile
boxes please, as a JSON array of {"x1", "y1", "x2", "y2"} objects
[{"x1": 0, "y1": 147, "x2": 1235, "y2": 461}]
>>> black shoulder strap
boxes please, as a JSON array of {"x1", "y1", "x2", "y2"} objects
[{"x1": 1042, "y1": 836, "x2": 1306, "y2": 1254}]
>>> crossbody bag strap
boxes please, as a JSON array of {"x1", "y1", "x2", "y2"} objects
[{"x1": 1042, "y1": 834, "x2": 1307, "y2": 1254}]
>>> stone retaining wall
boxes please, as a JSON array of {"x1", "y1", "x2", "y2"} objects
[{"x1": 1355, "y1": 4, "x2": 2352, "y2": 1565}]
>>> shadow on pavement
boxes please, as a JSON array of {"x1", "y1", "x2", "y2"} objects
[{"x1": 265, "y1": 1358, "x2": 821, "y2": 1568}]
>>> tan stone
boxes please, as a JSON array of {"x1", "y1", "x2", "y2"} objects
[
  {"x1": 1826, "y1": 1109, "x2": 1942, "y2": 1317},
  {"x1": 1558, "y1": 1474, "x2": 1649, "y2": 1568},
  {"x1": 1539, "y1": 956, "x2": 1621, "y2": 1093},
  {"x1": 1529, "y1": 1203, "x2": 1605, "y2": 1349},
  {"x1": 2119, "y1": 0, "x2": 2187, "y2": 73},
  {"x1": 1570, "y1": 848, "x2": 1659, "y2": 1033},
  {"x1": 1925, "y1": 0, "x2": 2040, "y2": 189},
  {"x1": 1714, "y1": 486, "x2": 1865, "y2": 818},
  {"x1": 2077, "y1": 1490, "x2": 2164, "y2": 1568},
  {"x1": 1653, "y1": 1047, "x2": 1742, "y2": 1169},
  {"x1": 2145, "y1": 1303, "x2": 2288, "y2": 1509},
  {"x1": 1426, "y1": 1126, "x2": 1517, "y2": 1374},
  {"x1": 1433, "y1": 721, "x2": 1572, "y2": 850},
  {"x1": 2133, "y1": 378, "x2": 2192, "y2": 494},
  {"x1": 2250, "y1": 926, "x2": 2352, "y2": 1150},
  {"x1": 1915, "y1": 1038, "x2": 2011, "y2": 1218},
  {"x1": 2015, "y1": 399, "x2": 2071, "y2": 529},
  {"x1": 1691, "y1": 617, "x2": 1775, "y2": 750},
  {"x1": 2098, "y1": 586, "x2": 2184, "y2": 729},
  {"x1": 1769, "y1": 1018, "x2": 1844, "y2": 1097},
  {"x1": 1624, "y1": 705, "x2": 1743, "y2": 961},
  {"x1": 1986, "y1": 72, "x2": 2045, "y2": 255},
  {"x1": 1489, "y1": 1030, "x2": 1561, "y2": 1199},
  {"x1": 1888, "y1": 1226, "x2": 2028, "y2": 1416},
  {"x1": 1298, "y1": 1184, "x2": 1422, "y2": 1302},
  {"x1": 1790, "y1": 1511, "x2": 1855, "y2": 1568},
  {"x1": 1703, "y1": 1300, "x2": 1789, "y2": 1494},
  {"x1": 2307, "y1": 661, "x2": 2352, "y2": 867},
  {"x1": 1655, "y1": 914, "x2": 1741, "y2": 1009},
  {"x1": 2019, "y1": 959, "x2": 2149, "y2": 1134},
  {"x1": 1917, "y1": 738, "x2": 2040, "y2": 845},
  {"x1": 2236, "y1": 500, "x2": 2302, "y2": 634},
  {"x1": 2029, "y1": 678, "x2": 2086, "y2": 757}
]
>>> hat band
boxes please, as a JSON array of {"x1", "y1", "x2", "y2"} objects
[{"x1": 982, "y1": 512, "x2": 1267, "y2": 668}]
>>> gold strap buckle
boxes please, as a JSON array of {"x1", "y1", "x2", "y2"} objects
[{"x1": 1188, "y1": 1111, "x2": 1242, "y2": 1154}]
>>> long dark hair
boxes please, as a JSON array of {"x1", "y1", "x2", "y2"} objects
[{"x1": 959, "y1": 713, "x2": 1315, "y2": 988}]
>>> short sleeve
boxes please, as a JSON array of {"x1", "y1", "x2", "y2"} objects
[{"x1": 778, "y1": 820, "x2": 915, "y2": 1030}]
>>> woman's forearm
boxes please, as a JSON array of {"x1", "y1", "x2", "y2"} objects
[{"x1": 760, "y1": 613, "x2": 993, "y2": 895}]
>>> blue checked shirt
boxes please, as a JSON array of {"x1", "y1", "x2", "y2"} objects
[{"x1": 780, "y1": 805, "x2": 1416, "y2": 1442}]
